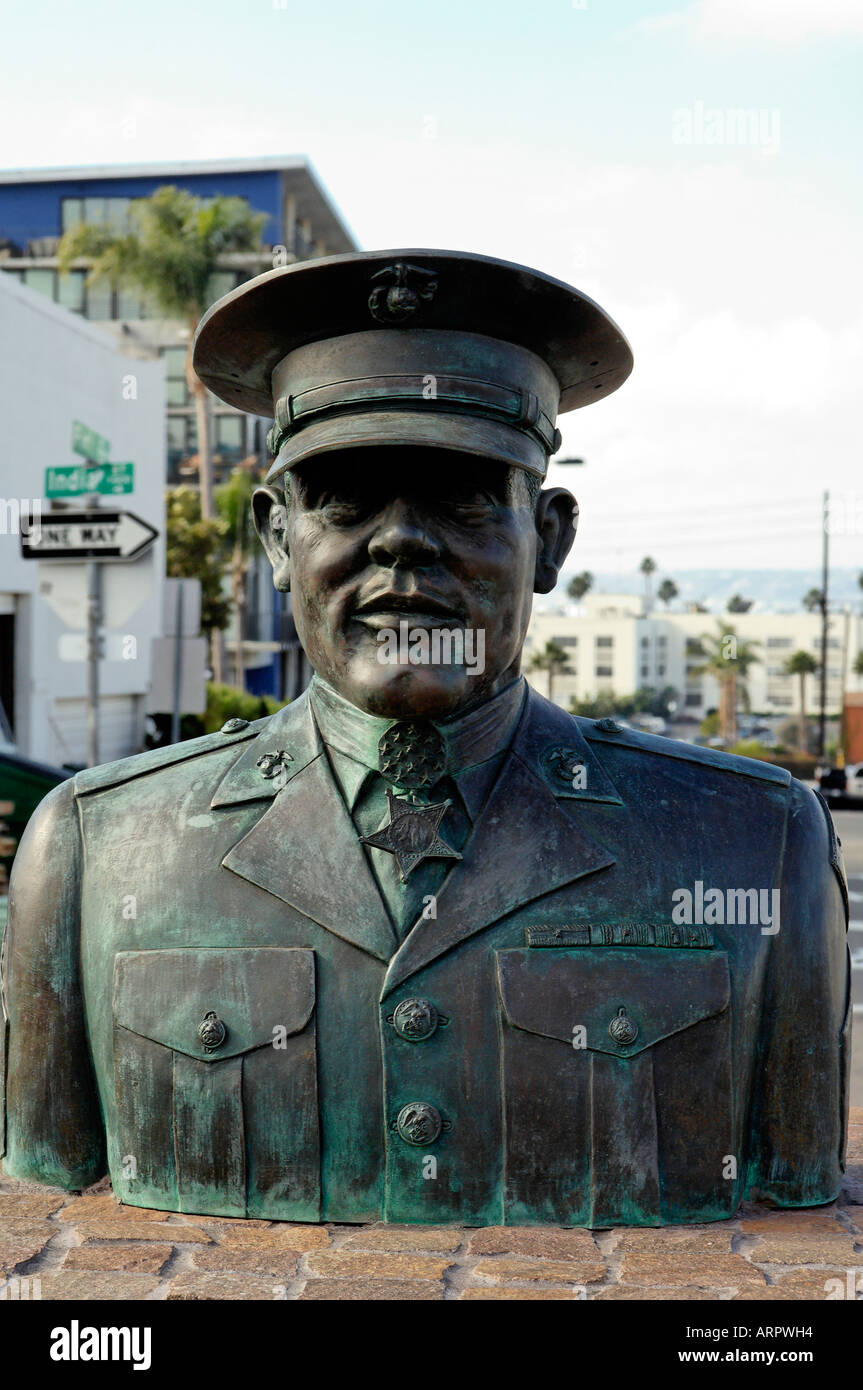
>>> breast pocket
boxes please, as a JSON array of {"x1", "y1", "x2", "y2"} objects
[
  {"x1": 496, "y1": 947, "x2": 734, "y2": 1227},
  {"x1": 113, "y1": 947, "x2": 319, "y2": 1220}
]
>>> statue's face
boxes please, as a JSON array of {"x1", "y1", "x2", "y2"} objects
[{"x1": 254, "y1": 447, "x2": 575, "y2": 720}]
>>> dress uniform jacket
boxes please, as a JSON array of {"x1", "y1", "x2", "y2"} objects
[{"x1": 0, "y1": 683, "x2": 850, "y2": 1226}]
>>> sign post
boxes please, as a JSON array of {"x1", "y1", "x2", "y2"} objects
[
  {"x1": 86, "y1": 540, "x2": 102, "y2": 767},
  {"x1": 21, "y1": 506, "x2": 159, "y2": 767}
]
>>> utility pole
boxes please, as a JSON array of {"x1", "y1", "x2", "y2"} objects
[
  {"x1": 171, "y1": 581, "x2": 184, "y2": 746},
  {"x1": 818, "y1": 490, "x2": 829, "y2": 760}
]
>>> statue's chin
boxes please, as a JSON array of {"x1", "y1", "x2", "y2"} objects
[{"x1": 321, "y1": 660, "x2": 488, "y2": 722}]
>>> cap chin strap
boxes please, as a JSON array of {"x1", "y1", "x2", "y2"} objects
[{"x1": 266, "y1": 373, "x2": 562, "y2": 460}]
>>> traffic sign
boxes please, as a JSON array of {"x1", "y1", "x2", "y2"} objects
[
  {"x1": 20, "y1": 510, "x2": 158, "y2": 562},
  {"x1": 71, "y1": 421, "x2": 111, "y2": 464},
  {"x1": 45, "y1": 463, "x2": 135, "y2": 498}
]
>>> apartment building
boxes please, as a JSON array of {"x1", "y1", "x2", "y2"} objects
[{"x1": 526, "y1": 593, "x2": 862, "y2": 720}]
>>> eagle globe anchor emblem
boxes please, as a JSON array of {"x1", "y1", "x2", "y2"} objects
[{"x1": 368, "y1": 262, "x2": 438, "y2": 323}]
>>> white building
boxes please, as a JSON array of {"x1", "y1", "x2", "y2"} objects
[
  {"x1": 526, "y1": 592, "x2": 863, "y2": 723},
  {"x1": 0, "y1": 273, "x2": 165, "y2": 766}
]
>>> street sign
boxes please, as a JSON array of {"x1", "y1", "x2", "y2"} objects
[
  {"x1": 71, "y1": 421, "x2": 111, "y2": 464},
  {"x1": 20, "y1": 510, "x2": 158, "y2": 562},
  {"x1": 45, "y1": 463, "x2": 135, "y2": 498}
]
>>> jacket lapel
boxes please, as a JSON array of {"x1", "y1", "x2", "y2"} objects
[
  {"x1": 382, "y1": 689, "x2": 620, "y2": 995},
  {"x1": 217, "y1": 692, "x2": 396, "y2": 962}
]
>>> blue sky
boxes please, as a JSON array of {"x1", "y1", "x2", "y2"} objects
[{"x1": 3, "y1": 0, "x2": 862, "y2": 576}]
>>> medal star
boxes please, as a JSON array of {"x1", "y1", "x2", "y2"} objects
[{"x1": 360, "y1": 790, "x2": 463, "y2": 882}]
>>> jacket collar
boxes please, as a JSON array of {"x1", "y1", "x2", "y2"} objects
[{"x1": 214, "y1": 685, "x2": 621, "y2": 980}]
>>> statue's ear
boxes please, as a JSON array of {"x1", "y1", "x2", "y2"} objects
[
  {"x1": 252, "y1": 486, "x2": 291, "y2": 592},
  {"x1": 534, "y1": 487, "x2": 578, "y2": 594}
]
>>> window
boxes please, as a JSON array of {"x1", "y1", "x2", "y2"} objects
[
  {"x1": 22, "y1": 268, "x2": 54, "y2": 298},
  {"x1": 162, "y1": 348, "x2": 189, "y2": 404},
  {"x1": 685, "y1": 638, "x2": 702, "y2": 654},
  {"x1": 641, "y1": 637, "x2": 649, "y2": 648},
  {"x1": 657, "y1": 665, "x2": 666, "y2": 677},
  {"x1": 56, "y1": 270, "x2": 85, "y2": 312},
  {"x1": 641, "y1": 665, "x2": 649, "y2": 678},
  {"x1": 105, "y1": 198, "x2": 131, "y2": 231},
  {"x1": 84, "y1": 282, "x2": 112, "y2": 320},
  {"x1": 117, "y1": 288, "x2": 146, "y2": 320},
  {"x1": 61, "y1": 199, "x2": 83, "y2": 233},
  {"x1": 595, "y1": 665, "x2": 613, "y2": 678},
  {"x1": 61, "y1": 196, "x2": 143, "y2": 239},
  {"x1": 167, "y1": 417, "x2": 198, "y2": 485},
  {"x1": 769, "y1": 696, "x2": 793, "y2": 707},
  {"x1": 215, "y1": 415, "x2": 244, "y2": 454},
  {"x1": 766, "y1": 637, "x2": 793, "y2": 649},
  {"x1": 553, "y1": 635, "x2": 578, "y2": 648},
  {"x1": 162, "y1": 347, "x2": 187, "y2": 378},
  {"x1": 595, "y1": 636, "x2": 614, "y2": 648},
  {"x1": 657, "y1": 636, "x2": 667, "y2": 647},
  {"x1": 685, "y1": 692, "x2": 702, "y2": 707},
  {"x1": 166, "y1": 379, "x2": 189, "y2": 406}
]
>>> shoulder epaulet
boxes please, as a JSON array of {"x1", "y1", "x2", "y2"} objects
[
  {"x1": 73, "y1": 716, "x2": 269, "y2": 798},
  {"x1": 579, "y1": 718, "x2": 792, "y2": 788}
]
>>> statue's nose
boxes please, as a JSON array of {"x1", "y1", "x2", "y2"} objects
[{"x1": 368, "y1": 501, "x2": 440, "y2": 566}]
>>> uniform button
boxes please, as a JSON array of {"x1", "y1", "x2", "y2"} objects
[
  {"x1": 395, "y1": 1101, "x2": 443, "y2": 1146},
  {"x1": 608, "y1": 1006, "x2": 638, "y2": 1046},
  {"x1": 391, "y1": 997, "x2": 439, "y2": 1041},
  {"x1": 198, "y1": 1010, "x2": 227, "y2": 1052}
]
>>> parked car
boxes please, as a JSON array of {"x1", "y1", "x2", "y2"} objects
[
  {"x1": 0, "y1": 749, "x2": 68, "y2": 892},
  {"x1": 817, "y1": 765, "x2": 849, "y2": 800},
  {"x1": 844, "y1": 762, "x2": 863, "y2": 799}
]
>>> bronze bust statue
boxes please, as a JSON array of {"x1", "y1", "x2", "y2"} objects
[{"x1": 0, "y1": 250, "x2": 851, "y2": 1226}]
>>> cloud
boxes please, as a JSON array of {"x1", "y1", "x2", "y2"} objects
[{"x1": 634, "y1": 0, "x2": 863, "y2": 44}]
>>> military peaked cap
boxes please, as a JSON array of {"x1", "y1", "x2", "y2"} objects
[{"x1": 192, "y1": 249, "x2": 633, "y2": 483}]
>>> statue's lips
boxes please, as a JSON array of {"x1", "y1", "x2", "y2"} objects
[
  {"x1": 352, "y1": 592, "x2": 465, "y2": 631},
  {"x1": 355, "y1": 610, "x2": 465, "y2": 632}
]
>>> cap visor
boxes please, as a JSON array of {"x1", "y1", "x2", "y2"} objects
[{"x1": 265, "y1": 409, "x2": 547, "y2": 483}]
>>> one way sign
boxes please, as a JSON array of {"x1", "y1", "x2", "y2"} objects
[{"x1": 20, "y1": 509, "x2": 159, "y2": 562}]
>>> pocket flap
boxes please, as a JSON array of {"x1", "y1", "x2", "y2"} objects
[
  {"x1": 497, "y1": 948, "x2": 729, "y2": 1057},
  {"x1": 114, "y1": 948, "x2": 315, "y2": 1062}
]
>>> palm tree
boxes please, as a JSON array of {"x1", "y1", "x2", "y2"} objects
[
  {"x1": 216, "y1": 468, "x2": 259, "y2": 691},
  {"x1": 854, "y1": 651, "x2": 863, "y2": 678},
  {"x1": 530, "y1": 640, "x2": 573, "y2": 704},
  {"x1": 783, "y1": 650, "x2": 819, "y2": 752},
  {"x1": 567, "y1": 571, "x2": 593, "y2": 603},
  {"x1": 726, "y1": 594, "x2": 753, "y2": 613},
  {"x1": 657, "y1": 578, "x2": 678, "y2": 609},
  {"x1": 639, "y1": 556, "x2": 657, "y2": 610},
  {"x1": 691, "y1": 621, "x2": 761, "y2": 744},
  {"x1": 803, "y1": 587, "x2": 824, "y2": 614},
  {"x1": 58, "y1": 186, "x2": 267, "y2": 523}
]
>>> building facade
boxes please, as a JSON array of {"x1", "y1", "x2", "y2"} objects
[
  {"x1": 0, "y1": 157, "x2": 357, "y2": 701},
  {"x1": 0, "y1": 156, "x2": 357, "y2": 488},
  {"x1": 526, "y1": 593, "x2": 863, "y2": 727},
  {"x1": 0, "y1": 272, "x2": 165, "y2": 765}
]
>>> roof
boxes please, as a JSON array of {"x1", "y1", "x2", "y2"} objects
[{"x1": 0, "y1": 155, "x2": 310, "y2": 184}]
